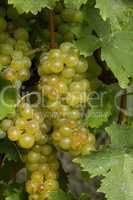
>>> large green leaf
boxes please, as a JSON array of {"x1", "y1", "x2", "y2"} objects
[
  {"x1": 49, "y1": 191, "x2": 74, "y2": 200},
  {"x1": 96, "y1": 0, "x2": 133, "y2": 31},
  {"x1": 101, "y1": 31, "x2": 133, "y2": 88},
  {"x1": 106, "y1": 123, "x2": 133, "y2": 148},
  {"x1": 75, "y1": 148, "x2": 133, "y2": 200},
  {"x1": 74, "y1": 35, "x2": 101, "y2": 57},
  {"x1": 8, "y1": 0, "x2": 59, "y2": 14},
  {"x1": 64, "y1": 0, "x2": 88, "y2": 9}
]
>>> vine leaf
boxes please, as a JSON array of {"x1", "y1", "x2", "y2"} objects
[
  {"x1": 106, "y1": 123, "x2": 133, "y2": 148},
  {"x1": 74, "y1": 34, "x2": 101, "y2": 57},
  {"x1": 95, "y1": 0, "x2": 133, "y2": 31},
  {"x1": 8, "y1": 0, "x2": 60, "y2": 14},
  {"x1": 101, "y1": 31, "x2": 133, "y2": 88},
  {"x1": 87, "y1": 86, "x2": 115, "y2": 128},
  {"x1": 74, "y1": 148, "x2": 133, "y2": 200},
  {"x1": 0, "y1": 140, "x2": 19, "y2": 161},
  {"x1": 4, "y1": 183, "x2": 26, "y2": 200},
  {"x1": 64, "y1": 0, "x2": 88, "y2": 9},
  {"x1": 49, "y1": 191, "x2": 74, "y2": 200}
]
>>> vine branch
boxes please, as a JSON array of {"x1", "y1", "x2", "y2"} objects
[
  {"x1": 117, "y1": 90, "x2": 127, "y2": 124},
  {"x1": 49, "y1": 10, "x2": 57, "y2": 49}
]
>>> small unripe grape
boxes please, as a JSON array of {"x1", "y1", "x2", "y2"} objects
[
  {"x1": 31, "y1": 171, "x2": 43, "y2": 182},
  {"x1": 0, "y1": 43, "x2": 13, "y2": 55},
  {"x1": 15, "y1": 117, "x2": 26, "y2": 130},
  {"x1": 27, "y1": 151, "x2": 41, "y2": 163},
  {"x1": 11, "y1": 50, "x2": 23, "y2": 60},
  {"x1": 62, "y1": 67, "x2": 75, "y2": 79},
  {"x1": 35, "y1": 133, "x2": 48, "y2": 145},
  {"x1": 19, "y1": 103, "x2": 33, "y2": 119},
  {"x1": 29, "y1": 194, "x2": 40, "y2": 200},
  {"x1": 59, "y1": 125, "x2": 72, "y2": 136},
  {"x1": 52, "y1": 131, "x2": 61, "y2": 142},
  {"x1": 39, "y1": 163, "x2": 50, "y2": 175},
  {"x1": 1, "y1": 119, "x2": 13, "y2": 131},
  {"x1": 26, "y1": 180, "x2": 38, "y2": 194},
  {"x1": 49, "y1": 159, "x2": 60, "y2": 170},
  {"x1": 18, "y1": 134, "x2": 35, "y2": 149},
  {"x1": 48, "y1": 49, "x2": 62, "y2": 60},
  {"x1": 41, "y1": 145, "x2": 53, "y2": 156},
  {"x1": 69, "y1": 109, "x2": 81, "y2": 120},
  {"x1": 44, "y1": 180, "x2": 59, "y2": 191},
  {"x1": 64, "y1": 54, "x2": 79, "y2": 68},
  {"x1": 56, "y1": 81, "x2": 68, "y2": 94},
  {"x1": 60, "y1": 42, "x2": 73, "y2": 53},
  {"x1": 7, "y1": 126, "x2": 21, "y2": 141},
  {"x1": 59, "y1": 137, "x2": 72, "y2": 150},
  {"x1": 0, "y1": 54, "x2": 11, "y2": 65},
  {"x1": 6, "y1": 38, "x2": 16, "y2": 47},
  {"x1": 75, "y1": 58, "x2": 88, "y2": 73},
  {"x1": 25, "y1": 120, "x2": 39, "y2": 135},
  {"x1": 49, "y1": 58, "x2": 64, "y2": 73},
  {"x1": 14, "y1": 28, "x2": 29, "y2": 41},
  {"x1": 26, "y1": 163, "x2": 39, "y2": 172}
]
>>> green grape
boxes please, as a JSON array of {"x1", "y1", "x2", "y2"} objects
[
  {"x1": 56, "y1": 81, "x2": 68, "y2": 94},
  {"x1": 0, "y1": 54, "x2": 11, "y2": 65},
  {"x1": 63, "y1": 32, "x2": 74, "y2": 41},
  {"x1": 41, "y1": 145, "x2": 53, "y2": 156},
  {"x1": 1, "y1": 119, "x2": 13, "y2": 131},
  {"x1": 26, "y1": 163, "x2": 39, "y2": 172},
  {"x1": 7, "y1": 126, "x2": 21, "y2": 141},
  {"x1": 69, "y1": 109, "x2": 81, "y2": 120},
  {"x1": 14, "y1": 28, "x2": 29, "y2": 41},
  {"x1": 44, "y1": 179, "x2": 59, "y2": 190},
  {"x1": 11, "y1": 50, "x2": 23, "y2": 60},
  {"x1": 59, "y1": 137, "x2": 72, "y2": 150},
  {"x1": 18, "y1": 68, "x2": 30, "y2": 81},
  {"x1": 0, "y1": 17, "x2": 7, "y2": 31},
  {"x1": 48, "y1": 75, "x2": 59, "y2": 85},
  {"x1": 39, "y1": 163, "x2": 50, "y2": 175},
  {"x1": 66, "y1": 92, "x2": 81, "y2": 107},
  {"x1": 0, "y1": 43, "x2": 14, "y2": 55},
  {"x1": 7, "y1": 6, "x2": 19, "y2": 20},
  {"x1": 59, "y1": 125, "x2": 72, "y2": 136},
  {"x1": 26, "y1": 180, "x2": 38, "y2": 194},
  {"x1": 3, "y1": 68, "x2": 16, "y2": 81},
  {"x1": 64, "y1": 53, "x2": 79, "y2": 68},
  {"x1": 49, "y1": 58, "x2": 64, "y2": 73},
  {"x1": 62, "y1": 9, "x2": 83, "y2": 23},
  {"x1": 11, "y1": 57, "x2": 31, "y2": 71},
  {"x1": 27, "y1": 151, "x2": 41, "y2": 163},
  {"x1": 75, "y1": 57, "x2": 88, "y2": 73},
  {"x1": 36, "y1": 134, "x2": 48, "y2": 145},
  {"x1": 31, "y1": 171, "x2": 43, "y2": 182},
  {"x1": 19, "y1": 103, "x2": 33, "y2": 119},
  {"x1": 25, "y1": 120, "x2": 39, "y2": 135},
  {"x1": 29, "y1": 194, "x2": 40, "y2": 200},
  {"x1": 60, "y1": 42, "x2": 73, "y2": 53},
  {"x1": 18, "y1": 133, "x2": 35, "y2": 149},
  {"x1": 62, "y1": 67, "x2": 75, "y2": 79},
  {"x1": 15, "y1": 117, "x2": 26, "y2": 130},
  {"x1": 15, "y1": 40, "x2": 31, "y2": 53},
  {"x1": 48, "y1": 49, "x2": 61, "y2": 60},
  {"x1": 6, "y1": 37, "x2": 16, "y2": 47}
]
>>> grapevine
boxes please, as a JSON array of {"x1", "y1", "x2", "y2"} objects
[{"x1": 0, "y1": 1, "x2": 132, "y2": 200}]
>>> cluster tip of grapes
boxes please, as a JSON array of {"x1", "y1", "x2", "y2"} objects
[{"x1": 0, "y1": 17, "x2": 32, "y2": 85}]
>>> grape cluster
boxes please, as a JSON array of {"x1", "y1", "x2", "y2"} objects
[
  {"x1": 24, "y1": 143, "x2": 60, "y2": 200},
  {"x1": 0, "y1": 17, "x2": 32, "y2": 84},
  {"x1": 38, "y1": 42, "x2": 96, "y2": 155},
  {"x1": 1, "y1": 103, "x2": 50, "y2": 149}
]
